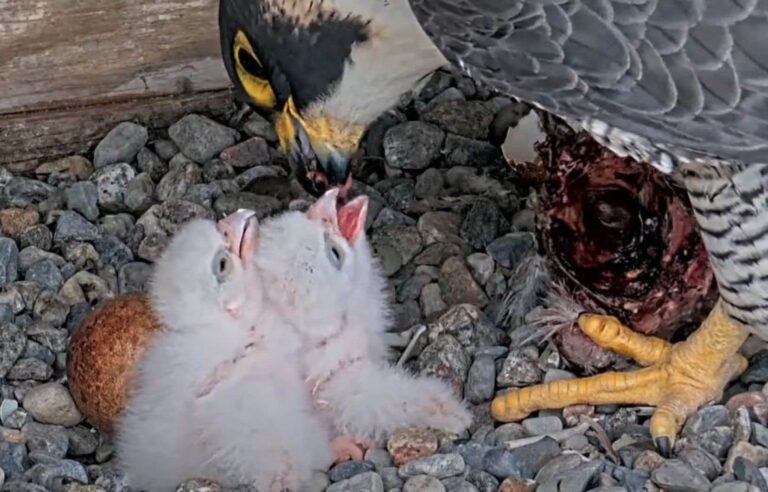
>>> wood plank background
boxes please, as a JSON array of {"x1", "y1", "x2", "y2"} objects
[{"x1": 0, "y1": 0, "x2": 236, "y2": 170}]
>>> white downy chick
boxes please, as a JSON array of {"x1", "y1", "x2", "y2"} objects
[
  {"x1": 115, "y1": 211, "x2": 332, "y2": 492},
  {"x1": 252, "y1": 189, "x2": 473, "y2": 452}
]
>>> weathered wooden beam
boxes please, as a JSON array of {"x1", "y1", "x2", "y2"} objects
[{"x1": 0, "y1": 0, "x2": 236, "y2": 167}]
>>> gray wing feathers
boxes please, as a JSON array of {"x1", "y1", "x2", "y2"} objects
[{"x1": 410, "y1": 0, "x2": 768, "y2": 163}]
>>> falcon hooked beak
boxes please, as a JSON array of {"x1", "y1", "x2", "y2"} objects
[{"x1": 218, "y1": 0, "x2": 446, "y2": 195}]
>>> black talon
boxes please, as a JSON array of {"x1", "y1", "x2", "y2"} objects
[{"x1": 654, "y1": 436, "x2": 671, "y2": 458}]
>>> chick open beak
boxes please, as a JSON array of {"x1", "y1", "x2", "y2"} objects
[{"x1": 217, "y1": 209, "x2": 259, "y2": 261}]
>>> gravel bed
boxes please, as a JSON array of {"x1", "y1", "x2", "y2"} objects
[{"x1": 2, "y1": 69, "x2": 768, "y2": 492}]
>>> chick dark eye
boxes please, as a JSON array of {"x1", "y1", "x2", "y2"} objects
[
  {"x1": 325, "y1": 234, "x2": 344, "y2": 270},
  {"x1": 213, "y1": 250, "x2": 233, "y2": 282}
]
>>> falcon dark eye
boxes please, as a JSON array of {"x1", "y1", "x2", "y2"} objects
[
  {"x1": 236, "y1": 48, "x2": 266, "y2": 78},
  {"x1": 233, "y1": 30, "x2": 277, "y2": 109}
]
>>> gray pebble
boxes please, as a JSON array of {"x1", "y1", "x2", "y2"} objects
[
  {"x1": 23, "y1": 422, "x2": 69, "y2": 458},
  {"x1": 67, "y1": 426, "x2": 99, "y2": 456},
  {"x1": 27, "y1": 320, "x2": 68, "y2": 352},
  {"x1": 214, "y1": 192, "x2": 281, "y2": 218},
  {"x1": 242, "y1": 112, "x2": 278, "y2": 143},
  {"x1": 203, "y1": 159, "x2": 236, "y2": 183},
  {"x1": 22, "y1": 383, "x2": 82, "y2": 426},
  {"x1": 302, "y1": 471, "x2": 331, "y2": 492},
  {"x1": 417, "y1": 335, "x2": 469, "y2": 396},
  {"x1": 93, "y1": 121, "x2": 148, "y2": 168},
  {"x1": 403, "y1": 475, "x2": 445, "y2": 492},
  {"x1": 25, "y1": 259, "x2": 63, "y2": 292},
  {"x1": 381, "y1": 467, "x2": 404, "y2": 490},
  {"x1": 399, "y1": 453, "x2": 465, "y2": 479},
  {"x1": 124, "y1": 172, "x2": 155, "y2": 212},
  {"x1": 90, "y1": 162, "x2": 136, "y2": 212},
  {"x1": 7, "y1": 358, "x2": 53, "y2": 381},
  {"x1": 24, "y1": 459, "x2": 89, "y2": 488},
  {"x1": 465, "y1": 253, "x2": 494, "y2": 286},
  {"x1": 453, "y1": 442, "x2": 491, "y2": 469},
  {"x1": 465, "y1": 470, "x2": 498, "y2": 492},
  {"x1": 168, "y1": 114, "x2": 238, "y2": 163},
  {"x1": 422, "y1": 100, "x2": 494, "y2": 140},
  {"x1": 651, "y1": 459, "x2": 711, "y2": 492},
  {"x1": 154, "y1": 139, "x2": 180, "y2": 161},
  {"x1": 711, "y1": 483, "x2": 762, "y2": 492},
  {"x1": 465, "y1": 355, "x2": 495, "y2": 403},
  {"x1": 53, "y1": 212, "x2": 99, "y2": 243},
  {"x1": 98, "y1": 213, "x2": 135, "y2": 241},
  {"x1": 2, "y1": 178, "x2": 55, "y2": 208},
  {"x1": 32, "y1": 292, "x2": 69, "y2": 328},
  {"x1": 66, "y1": 181, "x2": 100, "y2": 221},
  {"x1": 366, "y1": 449, "x2": 394, "y2": 470},
  {"x1": 384, "y1": 122, "x2": 445, "y2": 170},
  {"x1": 137, "y1": 146, "x2": 169, "y2": 182},
  {"x1": 219, "y1": 137, "x2": 270, "y2": 168},
  {"x1": 0, "y1": 237, "x2": 19, "y2": 284},
  {"x1": 497, "y1": 349, "x2": 543, "y2": 388},
  {"x1": 329, "y1": 461, "x2": 376, "y2": 482},
  {"x1": 486, "y1": 232, "x2": 536, "y2": 269},
  {"x1": 522, "y1": 416, "x2": 563, "y2": 436},
  {"x1": 0, "y1": 303, "x2": 13, "y2": 324},
  {"x1": 118, "y1": 261, "x2": 153, "y2": 294},
  {"x1": 19, "y1": 225, "x2": 52, "y2": 251},
  {"x1": 156, "y1": 156, "x2": 202, "y2": 202},
  {"x1": 460, "y1": 199, "x2": 506, "y2": 250},
  {"x1": 445, "y1": 480, "x2": 478, "y2": 492},
  {"x1": 483, "y1": 437, "x2": 560, "y2": 479},
  {"x1": 415, "y1": 169, "x2": 444, "y2": 199},
  {"x1": 443, "y1": 135, "x2": 504, "y2": 168},
  {"x1": 327, "y1": 471, "x2": 384, "y2": 492},
  {"x1": 438, "y1": 256, "x2": 489, "y2": 308},
  {"x1": 17, "y1": 248, "x2": 64, "y2": 275},
  {"x1": 94, "y1": 236, "x2": 134, "y2": 269},
  {"x1": 0, "y1": 442, "x2": 29, "y2": 480},
  {"x1": 420, "y1": 283, "x2": 448, "y2": 319}
]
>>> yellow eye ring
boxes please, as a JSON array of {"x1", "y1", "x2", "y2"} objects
[{"x1": 233, "y1": 31, "x2": 277, "y2": 109}]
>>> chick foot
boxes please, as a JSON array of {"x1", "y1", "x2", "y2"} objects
[
  {"x1": 331, "y1": 435, "x2": 372, "y2": 463},
  {"x1": 491, "y1": 300, "x2": 748, "y2": 453}
]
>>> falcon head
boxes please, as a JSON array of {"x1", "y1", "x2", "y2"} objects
[{"x1": 219, "y1": 0, "x2": 446, "y2": 195}]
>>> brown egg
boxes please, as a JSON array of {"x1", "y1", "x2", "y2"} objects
[{"x1": 67, "y1": 293, "x2": 162, "y2": 432}]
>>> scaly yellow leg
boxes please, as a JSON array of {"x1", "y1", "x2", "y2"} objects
[{"x1": 491, "y1": 300, "x2": 748, "y2": 454}]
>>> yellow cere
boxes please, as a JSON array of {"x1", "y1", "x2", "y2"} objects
[{"x1": 234, "y1": 31, "x2": 277, "y2": 109}]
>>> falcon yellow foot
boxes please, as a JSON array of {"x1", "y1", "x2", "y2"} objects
[{"x1": 491, "y1": 300, "x2": 749, "y2": 454}]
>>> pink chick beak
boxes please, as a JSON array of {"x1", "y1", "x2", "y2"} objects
[{"x1": 217, "y1": 209, "x2": 259, "y2": 261}]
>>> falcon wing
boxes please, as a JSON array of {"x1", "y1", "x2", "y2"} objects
[{"x1": 410, "y1": 0, "x2": 768, "y2": 163}]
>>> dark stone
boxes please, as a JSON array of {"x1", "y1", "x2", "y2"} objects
[
  {"x1": 443, "y1": 134, "x2": 505, "y2": 168},
  {"x1": 213, "y1": 192, "x2": 281, "y2": 218},
  {"x1": 0, "y1": 237, "x2": 19, "y2": 285},
  {"x1": 486, "y1": 232, "x2": 536, "y2": 269},
  {"x1": 460, "y1": 198, "x2": 507, "y2": 250},
  {"x1": 328, "y1": 460, "x2": 376, "y2": 482},
  {"x1": 383, "y1": 122, "x2": 445, "y2": 170},
  {"x1": 93, "y1": 121, "x2": 148, "y2": 168},
  {"x1": 24, "y1": 259, "x2": 63, "y2": 292},
  {"x1": 168, "y1": 114, "x2": 238, "y2": 163},
  {"x1": 742, "y1": 350, "x2": 768, "y2": 384},
  {"x1": 422, "y1": 100, "x2": 494, "y2": 140},
  {"x1": 94, "y1": 236, "x2": 134, "y2": 269},
  {"x1": 482, "y1": 437, "x2": 560, "y2": 479},
  {"x1": 65, "y1": 181, "x2": 100, "y2": 221}
]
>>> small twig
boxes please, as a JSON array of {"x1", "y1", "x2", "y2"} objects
[
  {"x1": 580, "y1": 415, "x2": 619, "y2": 463},
  {"x1": 397, "y1": 325, "x2": 427, "y2": 367}
]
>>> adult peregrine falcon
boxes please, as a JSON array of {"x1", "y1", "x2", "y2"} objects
[{"x1": 218, "y1": 0, "x2": 768, "y2": 453}]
